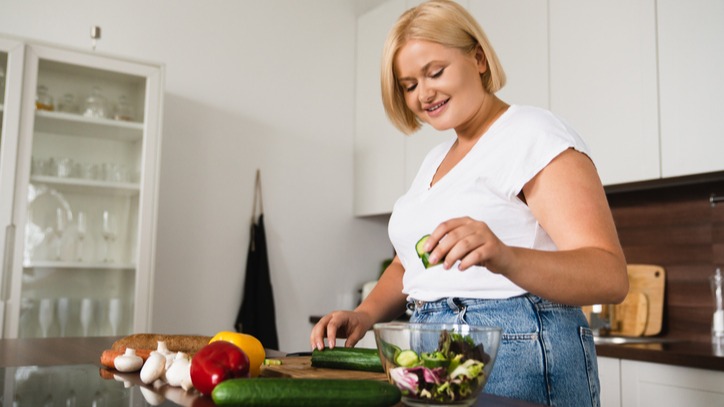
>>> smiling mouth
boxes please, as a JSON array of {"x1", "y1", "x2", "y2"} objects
[{"x1": 426, "y1": 99, "x2": 449, "y2": 112}]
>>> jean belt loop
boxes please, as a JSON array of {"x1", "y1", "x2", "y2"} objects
[{"x1": 444, "y1": 297, "x2": 456, "y2": 312}]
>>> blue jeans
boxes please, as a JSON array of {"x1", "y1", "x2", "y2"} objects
[{"x1": 408, "y1": 295, "x2": 600, "y2": 407}]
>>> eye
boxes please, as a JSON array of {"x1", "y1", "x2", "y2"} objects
[
  {"x1": 430, "y1": 68, "x2": 444, "y2": 78},
  {"x1": 405, "y1": 83, "x2": 418, "y2": 93}
]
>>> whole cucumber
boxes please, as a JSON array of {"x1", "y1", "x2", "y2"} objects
[
  {"x1": 212, "y1": 378, "x2": 401, "y2": 407},
  {"x1": 311, "y1": 347, "x2": 384, "y2": 372}
]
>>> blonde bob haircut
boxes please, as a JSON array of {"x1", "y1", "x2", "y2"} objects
[{"x1": 381, "y1": 0, "x2": 506, "y2": 134}]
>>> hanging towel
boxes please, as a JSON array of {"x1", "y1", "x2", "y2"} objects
[{"x1": 235, "y1": 170, "x2": 279, "y2": 350}]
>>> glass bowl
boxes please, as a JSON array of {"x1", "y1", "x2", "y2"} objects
[{"x1": 373, "y1": 322, "x2": 501, "y2": 406}]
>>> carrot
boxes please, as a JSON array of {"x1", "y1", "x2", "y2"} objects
[{"x1": 100, "y1": 348, "x2": 153, "y2": 369}]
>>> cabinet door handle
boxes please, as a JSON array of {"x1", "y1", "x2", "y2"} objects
[{"x1": 1, "y1": 224, "x2": 15, "y2": 301}]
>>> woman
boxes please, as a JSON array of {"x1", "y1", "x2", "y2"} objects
[{"x1": 311, "y1": 1, "x2": 628, "y2": 405}]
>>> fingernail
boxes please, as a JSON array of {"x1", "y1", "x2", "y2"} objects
[
  {"x1": 317, "y1": 342, "x2": 324, "y2": 350},
  {"x1": 428, "y1": 255, "x2": 438, "y2": 264}
]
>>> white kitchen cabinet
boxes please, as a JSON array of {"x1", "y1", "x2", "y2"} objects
[
  {"x1": 620, "y1": 360, "x2": 724, "y2": 406},
  {"x1": 468, "y1": 0, "x2": 549, "y2": 109},
  {"x1": 549, "y1": 0, "x2": 660, "y2": 186},
  {"x1": 355, "y1": 0, "x2": 551, "y2": 216},
  {"x1": 354, "y1": 0, "x2": 407, "y2": 216},
  {"x1": 657, "y1": 0, "x2": 724, "y2": 178},
  {"x1": 0, "y1": 39, "x2": 163, "y2": 338},
  {"x1": 598, "y1": 356, "x2": 622, "y2": 407}
]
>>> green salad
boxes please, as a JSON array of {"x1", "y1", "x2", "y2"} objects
[{"x1": 386, "y1": 331, "x2": 492, "y2": 403}]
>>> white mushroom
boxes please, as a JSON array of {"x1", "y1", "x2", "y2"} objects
[
  {"x1": 140, "y1": 351, "x2": 167, "y2": 384},
  {"x1": 156, "y1": 341, "x2": 172, "y2": 355},
  {"x1": 165, "y1": 352, "x2": 193, "y2": 390},
  {"x1": 114, "y1": 348, "x2": 143, "y2": 372}
]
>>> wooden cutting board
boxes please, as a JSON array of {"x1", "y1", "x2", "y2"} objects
[
  {"x1": 260, "y1": 356, "x2": 388, "y2": 381},
  {"x1": 583, "y1": 264, "x2": 666, "y2": 337},
  {"x1": 623, "y1": 264, "x2": 665, "y2": 336}
]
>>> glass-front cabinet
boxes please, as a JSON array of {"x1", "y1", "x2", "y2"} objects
[{"x1": 0, "y1": 38, "x2": 163, "y2": 338}]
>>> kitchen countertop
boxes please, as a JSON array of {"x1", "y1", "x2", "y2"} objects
[
  {"x1": 0, "y1": 336, "x2": 543, "y2": 406},
  {"x1": 595, "y1": 339, "x2": 724, "y2": 371},
  {"x1": 311, "y1": 316, "x2": 724, "y2": 371}
]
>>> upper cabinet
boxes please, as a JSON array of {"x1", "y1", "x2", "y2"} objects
[
  {"x1": 549, "y1": 0, "x2": 660, "y2": 186},
  {"x1": 468, "y1": 0, "x2": 549, "y2": 109},
  {"x1": 354, "y1": 0, "x2": 724, "y2": 214},
  {"x1": 354, "y1": 0, "x2": 407, "y2": 217},
  {"x1": 657, "y1": 0, "x2": 724, "y2": 178},
  {"x1": 1, "y1": 39, "x2": 164, "y2": 338}
]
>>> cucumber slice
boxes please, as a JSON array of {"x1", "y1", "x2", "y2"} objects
[
  {"x1": 395, "y1": 349, "x2": 420, "y2": 367},
  {"x1": 415, "y1": 234, "x2": 433, "y2": 268},
  {"x1": 421, "y1": 351, "x2": 450, "y2": 369}
]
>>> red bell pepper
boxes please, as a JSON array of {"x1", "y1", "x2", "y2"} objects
[{"x1": 190, "y1": 341, "x2": 250, "y2": 395}]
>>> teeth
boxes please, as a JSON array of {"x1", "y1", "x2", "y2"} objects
[{"x1": 427, "y1": 100, "x2": 446, "y2": 111}]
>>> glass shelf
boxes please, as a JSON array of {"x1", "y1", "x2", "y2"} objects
[
  {"x1": 34, "y1": 110, "x2": 143, "y2": 142},
  {"x1": 23, "y1": 260, "x2": 135, "y2": 270},
  {"x1": 30, "y1": 175, "x2": 140, "y2": 196}
]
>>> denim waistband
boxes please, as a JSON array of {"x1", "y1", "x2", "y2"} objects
[{"x1": 407, "y1": 294, "x2": 540, "y2": 312}]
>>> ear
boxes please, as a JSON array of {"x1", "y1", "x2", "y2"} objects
[{"x1": 475, "y1": 45, "x2": 488, "y2": 74}]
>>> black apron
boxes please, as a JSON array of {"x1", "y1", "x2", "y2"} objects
[{"x1": 235, "y1": 170, "x2": 279, "y2": 350}]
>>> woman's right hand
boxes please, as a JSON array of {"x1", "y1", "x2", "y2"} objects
[{"x1": 310, "y1": 310, "x2": 374, "y2": 350}]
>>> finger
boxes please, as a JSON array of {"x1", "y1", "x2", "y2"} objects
[
  {"x1": 424, "y1": 218, "x2": 466, "y2": 252},
  {"x1": 326, "y1": 321, "x2": 339, "y2": 349},
  {"x1": 344, "y1": 335, "x2": 359, "y2": 348},
  {"x1": 310, "y1": 316, "x2": 330, "y2": 350},
  {"x1": 443, "y1": 233, "x2": 481, "y2": 269},
  {"x1": 458, "y1": 246, "x2": 488, "y2": 271},
  {"x1": 431, "y1": 225, "x2": 476, "y2": 268}
]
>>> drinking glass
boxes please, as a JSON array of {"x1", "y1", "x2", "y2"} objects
[
  {"x1": 109, "y1": 298, "x2": 122, "y2": 336},
  {"x1": 76, "y1": 211, "x2": 87, "y2": 261},
  {"x1": 39, "y1": 299, "x2": 54, "y2": 338},
  {"x1": 102, "y1": 210, "x2": 117, "y2": 263},
  {"x1": 57, "y1": 297, "x2": 70, "y2": 337},
  {"x1": 54, "y1": 207, "x2": 69, "y2": 260},
  {"x1": 80, "y1": 298, "x2": 94, "y2": 337}
]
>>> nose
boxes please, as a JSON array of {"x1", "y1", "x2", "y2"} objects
[{"x1": 418, "y1": 82, "x2": 435, "y2": 103}]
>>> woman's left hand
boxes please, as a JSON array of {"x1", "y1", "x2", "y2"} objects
[{"x1": 423, "y1": 216, "x2": 512, "y2": 272}]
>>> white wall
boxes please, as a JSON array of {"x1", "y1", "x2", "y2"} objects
[{"x1": 0, "y1": 0, "x2": 393, "y2": 351}]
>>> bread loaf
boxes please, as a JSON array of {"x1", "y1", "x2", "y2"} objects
[{"x1": 112, "y1": 333, "x2": 211, "y2": 354}]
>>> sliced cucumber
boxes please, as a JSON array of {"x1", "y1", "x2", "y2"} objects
[
  {"x1": 395, "y1": 349, "x2": 420, "y2": 367},
  {"x1": 421, "y1": 351, "x2": 450, "y2": 369},
  {"x1": 415, "y1": 234, "x2": 433, "y2": 268}
]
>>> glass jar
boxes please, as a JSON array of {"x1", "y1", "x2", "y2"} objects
[
  {"x1": 82, "y1": 86, "x2": 108, "y2": 118},
  {"x1": 57, "y1": 93, "x2": 79, "y2": 114},
  {"x1": 35, "y1": 85, "x2": 55, "y2": 111},
  {"x1": 113, "y1": 95, "x2": 134, "y2": 121}
]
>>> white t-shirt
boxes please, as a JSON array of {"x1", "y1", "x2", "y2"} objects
[{"x1": 388, "y1": 105, "x2": 591, "y2": 301}]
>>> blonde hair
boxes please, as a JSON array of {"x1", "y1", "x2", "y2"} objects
[{"x1": 381, "y1": 0, "x2": 506, "y2": 134}]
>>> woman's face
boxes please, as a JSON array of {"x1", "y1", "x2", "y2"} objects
[{"x1": 395, "y1": 39, "x2": 487, "y2": 133}]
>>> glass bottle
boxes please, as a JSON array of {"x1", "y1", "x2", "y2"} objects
[{"x1": 712, "y1": 267, "x2": 724, "y2": 349}]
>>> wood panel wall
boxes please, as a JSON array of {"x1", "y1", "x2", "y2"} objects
[{"x1": 607, "y1": 180, "x2": 724, "y2": 343}]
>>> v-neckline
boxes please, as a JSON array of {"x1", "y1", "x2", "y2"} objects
[{"x1": 427, "y1": 105, "x2": 512, "y2": 190}]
